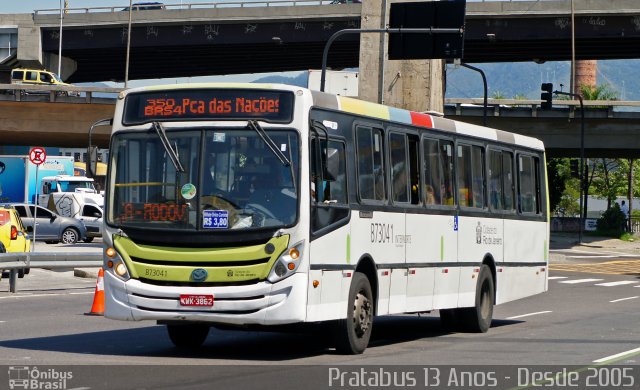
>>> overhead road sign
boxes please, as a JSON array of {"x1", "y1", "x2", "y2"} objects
[{"x1": 388, "y1": 0, "x2": 466, "y2": 60}]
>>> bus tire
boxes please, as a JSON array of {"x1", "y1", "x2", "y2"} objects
[
  {"x1": 334, "y1": 272, "x2": 373, "y2": 354},
  {"x1": 462, "y1": 264, "x2": 494, "y2": 333},
  {"x1": 167, "y1": 324, "x2": 210, "y2": 349}
]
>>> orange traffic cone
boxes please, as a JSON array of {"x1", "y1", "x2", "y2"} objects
[{"x1": 85, "y1": 268, "x2": 105, "y2": 316}]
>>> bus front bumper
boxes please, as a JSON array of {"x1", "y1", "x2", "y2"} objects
[{"x1": 104, "y1": 271, "x2": 308, "y2": 325}]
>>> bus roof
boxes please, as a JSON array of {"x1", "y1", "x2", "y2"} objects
[{"x1": 121, "y1": 82, "x2": 544, "y2": 151}]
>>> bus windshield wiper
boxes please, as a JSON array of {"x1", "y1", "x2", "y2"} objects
[
  {"x1": 248, "y1": 120, "x2": 291, "y2": 167},
  {"x1": 152, "y1": 122, "x2": 185, "y2": 172}
]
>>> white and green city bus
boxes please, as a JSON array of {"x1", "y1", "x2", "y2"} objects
[{"x1": 94, "y1": 83, "x2": 548, "y2": 354}]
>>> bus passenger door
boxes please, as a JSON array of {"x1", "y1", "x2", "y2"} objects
[
  {"x1": 455, "y1": 143, "x2": 487, "y2": 308},
  {"x1": 429, "y1": 140, "x2": 459, "y2": 310},
  {"x1": 308, "y1": 138, "x2": 352, "y2": 321},
  {"x1": 404, "y1": 134, "x2": 436, "y2": 312},
  {"x1": 385, "y1": 132, "x2": 412, "y2": 314}
]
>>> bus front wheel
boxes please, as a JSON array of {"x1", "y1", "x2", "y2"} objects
[
  {"x1": 462, "y1": 264, "x2": 494, "y2": 333},
  {"x1": 167, "y1": 324, "x2": 210, "y2": 349},
  {"x1": 334, "y1": 272, "x2": 373, "y2": 354}
]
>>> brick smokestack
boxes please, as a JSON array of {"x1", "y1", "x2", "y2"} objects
[{"x1": 574, "y1": 60, "x2": 597, "y2": 95}]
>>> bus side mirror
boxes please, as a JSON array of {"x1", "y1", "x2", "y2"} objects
[
  {"x1": 323, "y1": 147, "x2": 339, "y2": 182},
  {"x1": 87, "y1": 117, "x2": 112, "y2": 178},
  {"x1": 87, "y1": 146, "x2": 98, "y2": 178}
]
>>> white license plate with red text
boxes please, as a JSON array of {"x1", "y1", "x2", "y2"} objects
[{"x1": 179, "y1": 294, "x2": 214, "y2": 307}]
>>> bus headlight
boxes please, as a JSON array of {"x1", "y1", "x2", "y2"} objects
[
  {"x1": 267, "y1": 240, "x2": 304, "y2": 283},
  {"x1": 105, "y1": 246, "x2": 130, "y2": 281}
]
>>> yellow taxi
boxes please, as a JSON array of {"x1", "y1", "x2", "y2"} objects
[
  {"x1": 0, "y1": 205, "x2": 31, "y2": 253},
  {"x1": 0, "y1": 205, "x2": 31, "y2": 279}
]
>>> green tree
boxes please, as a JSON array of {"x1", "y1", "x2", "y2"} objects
[
  {"x1": 590, "y1": 159, "x2": 626, "y2": 209},
  {"x1": 556, "y1": 178, "x2": 581, "y2": 217},
  {"x1": 547, "y1": 158, "x2": 569, "y2": 214},
  {"x1": 579, "y1": 83, "x2": 619, "y2": 101}
]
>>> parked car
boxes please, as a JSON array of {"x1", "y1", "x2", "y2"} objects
[
  {"x1": 10, "y1": 68, "x2": 79, "y2": 97},
  {"x1": 11, "y1": 204, "x2": 87, "y2": 245},
  {"x1": 0, "y1": 205, "x2": 31, "y2": 279},
  {"x1": 78, "y1": 204, "x2": 103, "y2": 243},
  {"x1": 122, "y1": 2, "x2": 165, "y2": 11}
]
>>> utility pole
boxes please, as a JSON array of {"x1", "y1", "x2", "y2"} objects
[{"x1": 554, "y1": 90, "x2": 585, "y2": 243}]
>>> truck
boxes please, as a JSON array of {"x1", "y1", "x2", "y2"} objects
[
  {"x1": 0, "y1": 155, "x2": 74, "y2": 205},
  {"x1": 307, "y1": 69, "x2": 359, "y2": 97},
  {"x1": 38, "y1": 175, "x2": 103, "y2": 219}
]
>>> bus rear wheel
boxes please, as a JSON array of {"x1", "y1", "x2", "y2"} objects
[
  {"x1": 167, "y1": 324, "x2": 210, "y2": 349},
  {"x1": 334, "y1": 272, "x2": 373, "y2": 354},
  {"x1": 461, "y1": 264, "x2": 494, "y2": 333}
]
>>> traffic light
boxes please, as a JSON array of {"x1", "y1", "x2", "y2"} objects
[
  {"x1": 570, "y1": 159, "x2": 579, "y2": 178},
  {"x1": 541, "y1": 83, "x2": 553, "y2": 110}
]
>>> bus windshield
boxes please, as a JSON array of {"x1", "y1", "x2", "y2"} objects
[{"x1": 108, "y1": 127, "x2": 299, "y2": 231}]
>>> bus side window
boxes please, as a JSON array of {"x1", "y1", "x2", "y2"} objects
[
  {"x1": 456, "y1": 144, "x2": 485, "y2": 208},
  {"x1": 488, "y1": 150, "x2": 503, "y2": 210},
  {"x1": 390, "y1": 133, "x2": 408, "y2": 203},
  {"x1": 313, "y1": 140, "x2": 347, "y2": 204},
  {"x1": 356, "y1": 126, "x2": 386, "y2": 202},
  {"x1": 311, "y1": 138, "x2": 349, "y2": 233},
  {"x1": 517, "y1": 154, "x2": 541, "y2": 214}
]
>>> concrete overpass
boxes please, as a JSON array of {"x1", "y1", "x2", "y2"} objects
[
  {"x1": 2, "y1": 0, "x2": 640, "y2": 82},
  {"x1": 444, "y1": 98, "x2": 640, "y2": 158},
  {"x1": 2, "y1": 86, "x2": 640, "y2": 159}
]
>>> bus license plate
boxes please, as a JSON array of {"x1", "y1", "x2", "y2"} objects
[{"x1": 179, "y1": 294, "x2": 214, "y2": 307}]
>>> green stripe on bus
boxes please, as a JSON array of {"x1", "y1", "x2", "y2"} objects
[
  {"x1": 346, "y1": 234, "x2": 351, "y2": 264},
  {"x1": 440, "y1": 235, "x2": 444, "y2": 262}
]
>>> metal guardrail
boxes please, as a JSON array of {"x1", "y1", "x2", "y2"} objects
[
  {"x1": 0, "y1": 84, "x2": 122, "y2": 104},
  {"x1": 445, "y1": 98, "x2": 640, "y2": 119},
  {"x1": 0, "y1": 252, "x2": 102, "y2": 293},
  {"x1": 445, "y1": 98, "x2": 640, "y2": 108},
  {"x1": 630, "y1": 217, "x2": 640, "y2": 234},
  {"x1": 33, "y1": 1, "x2": 348, "y2": 15}
]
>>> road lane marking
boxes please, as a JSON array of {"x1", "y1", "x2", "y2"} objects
[
  {"x1": 593, "y1": 347, "x2": 640, "y2": 363},
  {"x1": 0, "y1": 291, "x2": 92, "y2": 299},
  {"x1": 609, "y1": 296, "x2": 639, "y2": 303},
  {"x1": 595, "y1": 281, "x2": 639, "y2": 287},
  {"x1": 506, "y1": 310, "x2": 552, "y2": 320},
  {"x1": 559, "y1": 278, "x2": 603, "y2": 284},
  {"x1": 548, "y1": 276, "x2": 568, "y2": 280}
]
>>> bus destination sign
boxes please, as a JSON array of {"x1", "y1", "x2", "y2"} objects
[{"x1": 123, "y1": 89, "x2": 294, "y2": 125}]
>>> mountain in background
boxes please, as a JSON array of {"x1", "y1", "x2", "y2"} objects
[
  {"x1": 253, "y1": 72, "x2": 308, "y2": 87},
  {"x1": 446, "y1": 59, "x2": 640, "y2": 100},
  {"x1": 253, "y1": 59, "x2": 640, "y2": 101}
]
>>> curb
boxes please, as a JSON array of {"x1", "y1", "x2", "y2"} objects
[{"x1": 74, "y1": 268, "x2": 99, "y2": 279}]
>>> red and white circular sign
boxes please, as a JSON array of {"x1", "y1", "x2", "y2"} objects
[{"x1": 29, "y1": 147, "x2": 47, "y2": 165}]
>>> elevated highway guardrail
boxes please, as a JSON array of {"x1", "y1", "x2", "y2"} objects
[
  {"x1": 33, "y1": 1, "x2": 343, "y2": 16},
  {"x1": 1, "y1": 252, "x2": 103, "y2": 293},
  {"x1": 0, "y1": 84, "x2": 121, "y2": 104}
]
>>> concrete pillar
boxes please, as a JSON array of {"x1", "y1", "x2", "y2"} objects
[
  {"x1": 358, "y1": 0, "x2": 444, "y2": 113},
  {"x1": 16, "y1": 22, "x2": 43, "y2": 69},
  {"x1": 45, "y1": 53, "x2": 77, "y2": 80}
]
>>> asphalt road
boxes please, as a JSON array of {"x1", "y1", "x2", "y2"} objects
[{"x1": 0, "y1": 242, "x2": 638, "y2": 389}]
